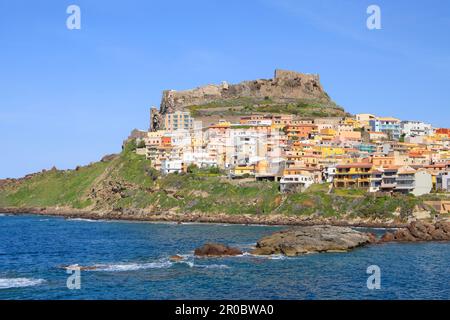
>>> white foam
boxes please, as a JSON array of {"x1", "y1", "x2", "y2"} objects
[
  {"x1": 92, "y1": 260, "x2": 173, "y2": 272},
  {"x1": 239, "y1": 252, "x2": 287, "y2": 260},
  {"x1": 67, "y1": 218, "x2": 101, "y2": 222},
  {"x1": 0, "y1": 278, "x2": 45, "y2": 289},
  {"x1": 194, "y1": 264, "x2": 230, "y2": 269}
]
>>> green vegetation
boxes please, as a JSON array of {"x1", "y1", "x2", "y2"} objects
[
  {"x1": 187, "y1": 97, "x2": 347, "y2": 118},
  {"x1": 0, "y1": 161, "x2": 109, "y2": 208},
  {"x1": 0, "y1": 140, "x2": 435, "y2": 221}
]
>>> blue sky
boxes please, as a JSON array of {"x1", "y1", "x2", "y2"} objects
[{"x1": 1, "y1": 0, "x2": 449, "y2": 178}]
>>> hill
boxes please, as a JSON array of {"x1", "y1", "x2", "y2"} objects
[{"x1": 0, "y1": 140, "x2": 439, "y2": 226}]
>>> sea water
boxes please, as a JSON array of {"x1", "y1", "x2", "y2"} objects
[{"x1": 0, "y1": 214, "x2": 449, "y2": 299}]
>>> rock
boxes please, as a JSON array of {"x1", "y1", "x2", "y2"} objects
[
  {"x1": 194, "y1": 243, "x2": 242, "y2": 257},
  {"x1": 393, "y1": 229, "x2": 417, "y2": 242},
  {"x1": 435, "y1": 221, "x2": 450, "y2": 234},
  {"x1": 251, "y1": 225, "x2": 373, "y2": 256},
  {"x1": 367, "y1": 232, "x2": 378, "y2": 243},
  {"x1": 169, "y1": 255, "x2": 184, "y2": 262},
  {"x1": 381, "y1": 221, "x2": 450, "y2": 242},
  {"x1": 407, "y1": 221, "x2": 433, "y2": 240},
  {"x1": 430, "y1": 229, "x2": 448, "y2": 240},
  {"x1": 101, "y1": 154, "x2": 118, "y2": 162},
  {"x1": 380, "y1": 232, "x2": 395, "y2": 242}
]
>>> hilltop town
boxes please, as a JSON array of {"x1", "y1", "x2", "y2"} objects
[
  {"x1": 131, "y1": 70, "x2": 450, "y2": 216},
  {"x1": 1, "y1": 70, "x2": 449, "y2": 224}
]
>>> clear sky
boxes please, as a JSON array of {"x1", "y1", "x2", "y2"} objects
[{"x1": 1, "y1": 0, "x2": 449, "y2": 178}]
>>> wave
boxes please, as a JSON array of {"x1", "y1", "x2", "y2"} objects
[
  {"x1": 92, "y1": 260, "x2": 173, "y2": 272},
  {"x1": 239, "y1": 252, "x2": 287, "y2": 260},
  {"x1": 75, "y1": 253, "x2": 232, "y2": 272},
  {"x1": 193, "y1": 264, "x2": 230, "y2": 269},
  {"x1": 0, "y1": 278, "x2": 45, "y2": 289},
  {"x1": 66, "y1": 218, "x2": 104, "y2": 223}
]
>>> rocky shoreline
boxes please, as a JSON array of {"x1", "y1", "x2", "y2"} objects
[{"x1": 0, "y1": 206, "x2": 410, "y2": 228}]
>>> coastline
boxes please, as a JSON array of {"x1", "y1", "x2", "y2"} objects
[{"x1": 0, "y1": 207, "x2": 408, "y2": 228}]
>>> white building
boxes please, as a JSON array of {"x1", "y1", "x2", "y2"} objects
[
  {"x1": 161, "y1": 159, "x2": 184, "y2": 175},
  {"x1": 280, "y1": 174, "x2": 314, "y2": 193},
  {"x1": 411, "y1": 171, "x2": 433, "y2": 196},
  {"x1": 401, "y1": 121, "x2": 432, "y2": 138}
]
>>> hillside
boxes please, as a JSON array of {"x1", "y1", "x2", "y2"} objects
[{"x1": 0, "y1": 140, "x2": 440, "y2": 225}]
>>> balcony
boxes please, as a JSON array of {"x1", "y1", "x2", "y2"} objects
[{"x1": 395, "y1": 184, "x2": 414, "y2": 190}]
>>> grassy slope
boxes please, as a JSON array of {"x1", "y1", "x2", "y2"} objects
[
  {"x1": 0, "y1": 162, "x2": 109, "y2": 209},
  {"x1": 187, "y1": 97, "x2": 347, "y2": 118},
  {"x1": 0, "y1": 141, "x2": 437, "y2": 220}
]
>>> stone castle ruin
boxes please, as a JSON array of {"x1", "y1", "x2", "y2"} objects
[{"x1": 150, "y1": 69, "x2": 332, "y2": 131}]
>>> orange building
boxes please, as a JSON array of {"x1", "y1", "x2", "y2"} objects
[
  {"x1": 285, "y1": 124, "x2": 317, "y2": 140},
  {"x1": 161, "y1": 136, "x2": 172, "y2": 146},
  {"x1": 436, "y1": 128, "x2": 450, "y2": 137}
]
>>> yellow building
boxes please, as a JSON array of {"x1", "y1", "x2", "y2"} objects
[
  {"x1": 333, "y1": 163, "x2": 373, "y2": 188},
  {"x1": 232, "y1": 165, "x2": 255, "y2": 177}
]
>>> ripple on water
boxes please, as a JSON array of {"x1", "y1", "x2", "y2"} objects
[{"x1": 0, "y1": 278, "x2": 45, "y2": 289}]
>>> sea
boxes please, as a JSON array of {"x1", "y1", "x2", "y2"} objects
[{"x1": 0, "y1": 214, "x2": 449, "y2": 300}]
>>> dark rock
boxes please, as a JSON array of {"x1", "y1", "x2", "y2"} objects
[
  {"x1": 101, "y1": 154, "x2": 118, "y2": 162},
  {"x1": 430, "y1": 229, "x2": 448, "y2": 240},
  {"x1": 380, "y1": 232, "x2": 395, "y2": 242},
  {"x1": 194, "y1": 243, "x2": 242, "y2": 257},
  {"x1": 435, "y1": 221, "x2": 450, "y2": 234},
  {"x1": 381, "y1": 221, "x2": 450, "y2": 242},
  {"x1": 393, "y1": 229, "x2": 417, "y2": 242},
  {"x1": 407, "y1": 221, "x2": 433, "y2": 240}
]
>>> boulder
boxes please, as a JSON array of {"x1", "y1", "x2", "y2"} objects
[
  {"x1": 194, "y1": 243, "x2": 242, "y2": 257},
  {"x1": 407, "y1": 221, "x2": 433, "y2": 240},
  {"x1": 251, "y1": 225, "x2": 373, "y2": 256},
  {"x1": 380, "y1": 232, "x2": 395, "y2": 242},
  {"x1": 393, "y1": 229, "x2": 417, "y2": 242},
  {"x1": 435, "y1": 221, "x2": 450, "y2": 234}
]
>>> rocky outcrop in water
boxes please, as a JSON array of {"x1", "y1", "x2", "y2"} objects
[
  {"x1": 380, "y1": 221, "x2": 450, "y2": 242},
  {"x1": 169, "y1": 255, "x2": 184, "y2": 262},
  {"x1": 251, "y1": 225, "x2": 375, "y2": 256},
  {"x1": 194, "y1": 243, "x2": 242, "y2": 257}
]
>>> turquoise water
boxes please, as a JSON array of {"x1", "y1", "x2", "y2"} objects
[{"x1": 0, "y1": 214, "x2": 449, "y2": 300}]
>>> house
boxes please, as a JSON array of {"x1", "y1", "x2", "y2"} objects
[
  {"x1": 333, "y1": 163, "x2": 373, "y2": 189},
  {"x1": 285, "y1": 124, "x2": 317, "y2": 140},
  {"x1": 280, "y1": 174, "x2": 314, "y2": 193},
  {"x1": 231, "y1": 164, "x2": 255, "y2": 177},
  {"x1": 436, "y1": 172, "x2": 450, "y2": 191},
  {"x1": 369, "y1": 117, "x2": 401, "y2": 140},
  {"x1": 401, "y1": 121, "x2": 432, "y2": 137},
  {"x1": 161, "y1": 159, "x2": 185, "y2": 175},
  {"x1": 412, "y1": 170, "x2": 433, "y2": 196},
  {"x1": 356, "y1": 113, "x2": 376, "y2": 126},
  {"x1": 163, "y1": 111, "x2": 193, "y2": 131}
]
